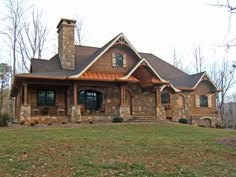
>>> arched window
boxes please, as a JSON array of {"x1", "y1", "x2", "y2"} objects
[
  {"x1": 79, "y1": 90, "x2": 102, "y2": 111},
  {"x1": 200, "y1": 95, "x2": 208, "y2": 107},
  {"x1": 116, "y1": 53, "x2": 123, "y2": 67},
  {"x1": 161, "y1": 93, "x2": 170, "y2": 104},
  {"x1": 177, "y1": 95, "x2": 184, "y2": 108}
]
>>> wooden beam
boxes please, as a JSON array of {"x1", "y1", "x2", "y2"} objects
[
  {"x1": 23, "y1": 83, "x2": 28, "y2": 105},
  {"x1": 73, "y1": 82, "x2": 77, "y2": 106}
]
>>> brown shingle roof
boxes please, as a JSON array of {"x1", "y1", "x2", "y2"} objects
[
  {"x1": 28, "y1": 45, "x2": 204, "y2": 89},
  {"x1": 26, "y1": 35, "x2": 210, "y2": 90}
]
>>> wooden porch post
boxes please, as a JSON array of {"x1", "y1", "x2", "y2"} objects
[
  {"x1": 120, "y1": 85, "x2": 125, "y2": 106},
  {"x1": 73, "y1": 82, "x2": 78, "y2": 106},
  {"x1": 156, "y1": 87, "x2": 161, "y2": 106},
  {"x1": 23, "y1": 83, "x2": 28, "y2": 105}
]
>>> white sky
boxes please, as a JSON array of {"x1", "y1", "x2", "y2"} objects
[{"x1": 0, "y1": 0, "x2": 236, "y2": 73}]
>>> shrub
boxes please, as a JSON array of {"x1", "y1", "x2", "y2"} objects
[
  {"x1": 0, "y1": 113, "x2": 9, "y2": 127},
  {"x1": 76, "y1": 120, "x2": 81, "y2": 124},
  {"x1": 34, "y1": 120, "x2": 39, "y2": 124},
  {"x1": 30, "y1": 122, "x2": 35, "y2": 126},
  {"x1": 178, "y1": 118, "x2": 188, "y2": 124},
  {"x1": 215, "y1": 124, "x2": 224, "y2": 129},
  {"x1": 112, "y1": 116, "x2": 124, "y2": 123},
  {"x1": 89, "y1": 119, "x2": 93, "y2": 124},
  {"x1": 20, "y1": 120, "x2": 25, "y2": 125}
]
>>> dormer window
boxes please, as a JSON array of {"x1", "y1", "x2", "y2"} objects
[{"x1": 112, "y1": 53, "x2": 127, "y2": 67}]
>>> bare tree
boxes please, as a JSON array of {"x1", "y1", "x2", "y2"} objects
[
  {"x1": 3, "y1": 0, "x2": 26, "y2": 76},
  {"x1": 18, "y1": 7, "x2": 48, "y2": 72},
  {"x1": 210, "y1": 0, "x2": 236, "y2": 48},
  {"x1": 0, "y1": 63, "x2": 11, "y2": 114},
  {"x1": 192, "y1": 45, "x2": 205, "y2": 73},
  {"x1": 75, "y1": 15, "x2": 85, "y2": 45},
  {"x1": 209, "y1": 59, "x2": 236, "y2": 125},
  {"x1": 172, "y1": 47, "x2": 183, "y2": 70}
]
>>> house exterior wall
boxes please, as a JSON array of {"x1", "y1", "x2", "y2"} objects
[
  {"x1": 191, "y1": 81, "x2": 217, "y2": 115},
  {"x1": 88, "y1": 45, "x2": 139, "y2": 73},
  {"x1": 128, "y1": 84, "x2": 156, "y2": 117}
]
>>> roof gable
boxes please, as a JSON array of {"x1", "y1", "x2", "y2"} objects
[
  {"x1": 192, "y1": 72, "x2": 220, "y2": 90},
  {"x1": 70, "y1": 33, "x2": 142, "y2": 78}
]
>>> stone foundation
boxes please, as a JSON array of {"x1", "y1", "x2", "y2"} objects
[
  {"x1": 20, "y1": 105, "x2": 31, "y2": 122},
  {"x1": 191, "y1": 115, "x2": 221, "y2": 127}
]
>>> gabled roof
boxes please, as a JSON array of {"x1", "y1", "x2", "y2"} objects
[
  {"x1": 120, "y1": 58, "x2": 168, "y2": 83},
  {"x1": 191, "y1": 72, "x2": 220, "y2": 91},
  {"x1": 70, "y1": 33, "x2": 142, "y2": 78},
  {"x1": 23, "y1": 33, "x2": 220, "y2": 92}
]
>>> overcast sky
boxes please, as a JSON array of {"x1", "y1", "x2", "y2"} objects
[{"x1": 0, "y1": 0, "x2": 235, "y2": 73}]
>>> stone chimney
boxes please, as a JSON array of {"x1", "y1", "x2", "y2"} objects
[{"x1": 57, "y1": 18, "x2": 76, "y2": 70}]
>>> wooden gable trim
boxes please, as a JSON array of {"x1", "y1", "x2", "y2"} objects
[
  {"x1": 193, "y1": 72, "x2": 220, "y2": 91},
  {"x1": 160, "y1": 84, "x2": 181, "y2": 93},
  {"x1": 69, "y1": 33, "x2": 142, "y2": 79},
  {"x1": 119, "y1": 58, "x2": 168, "y2": 83}
]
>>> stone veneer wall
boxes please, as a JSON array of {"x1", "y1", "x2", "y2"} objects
[
  {"x1": 104, "y1": 87, "x2": 120, "y2": 115},
  {"x1": 57, "y1": 20, "x2": 76, "y2": 70},
  {"x1": 172, "y1": 93, "x2": 192, "y2": 122},
  {"x1": 128, "y1": 84, "x2": 156, "y2": 117}
]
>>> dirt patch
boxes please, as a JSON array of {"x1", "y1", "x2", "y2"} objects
[{"x1": 218, "y1": 137, "x2": 236, "y2": 148}]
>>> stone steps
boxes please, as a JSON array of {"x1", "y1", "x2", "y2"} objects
[{"x1": 127, "y1": 116, "x2": 158, "y2": 122}]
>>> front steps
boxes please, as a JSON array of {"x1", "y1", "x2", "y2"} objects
[{"x1": 127, "y1": 116, "x2": 158, "y2": 122}]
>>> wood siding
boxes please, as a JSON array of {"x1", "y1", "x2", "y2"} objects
[
  {"x1": 88, "y1": 44, "x2": 139, "y2": 73},
  {"x1": 191, "y1": 80, "x2": 217, "y2": 115}
]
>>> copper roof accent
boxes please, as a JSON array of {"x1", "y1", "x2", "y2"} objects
[
  {"x1": 150, "y1": 78, "x2": 169, "y2": 84},
  {"x1": 79, "y1": 71, "x2": 139, "y2": 82}
]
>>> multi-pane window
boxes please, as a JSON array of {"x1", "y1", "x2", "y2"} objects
[
  {"x1": 116, "y1": 53, "x2": 123, "y2": 67},
  {"x1": 37, "y1": 91, "x2": 55, "y2": 106},
  {"x1": 161, "y1": 93, "x2": 170, "y2": 104},
  {"x1": 79, "y1": 90, "x2": 102, "y2": 111},
  {"x1": 112, "y1": 53, "x2": 127, "y2": 67},
  {"x1": 200, "y1": 95, "x2": 208, "y2": 107}
]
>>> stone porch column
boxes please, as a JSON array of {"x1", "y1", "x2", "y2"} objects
[{"x1": 71, "y1": 82, "x2": 81, "y2": 122}]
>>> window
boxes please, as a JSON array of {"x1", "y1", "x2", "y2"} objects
[
  {"x1": 112, "y1": 53, "x2": 127, "y2": 67},
  {"x1": 200, "y1": 95, "x2": 208, "y2": 107},
  {"x1": 161, "y1": 93, "x2": 170, "y2": 104},
  {"x1": 79, "y1": 90, "x2": 102, "y2": 111},
  {"x1": 37, "y1": 90, "x2": 55, "y2": 106}
]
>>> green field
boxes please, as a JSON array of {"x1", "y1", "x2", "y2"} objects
[{"x1": 0, "y1": 122, "x2": 235, "y2": 177}]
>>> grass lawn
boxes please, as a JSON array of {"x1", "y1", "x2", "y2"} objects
[{"x1": 0, "y1": 122, "x2": 235, "y2": 177}]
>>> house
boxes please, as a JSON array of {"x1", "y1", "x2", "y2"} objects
[{"x1": 10, "y1": 18, "x2": 221, "y2": 126}]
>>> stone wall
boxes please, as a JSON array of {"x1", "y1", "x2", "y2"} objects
[
  {"x1": 57, "y1": 19, "x2": 76, "y2": 70},
  {"x1": 172, "y1": 93, "x2": 191, "y2": 122},
  {"x1": 128, "y1": 84, "x2": 156, "y2": 117}
]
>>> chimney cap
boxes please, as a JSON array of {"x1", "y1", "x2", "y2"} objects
[{"x1": 57, "y1": 18, "x2": 76, "y2": 29}]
